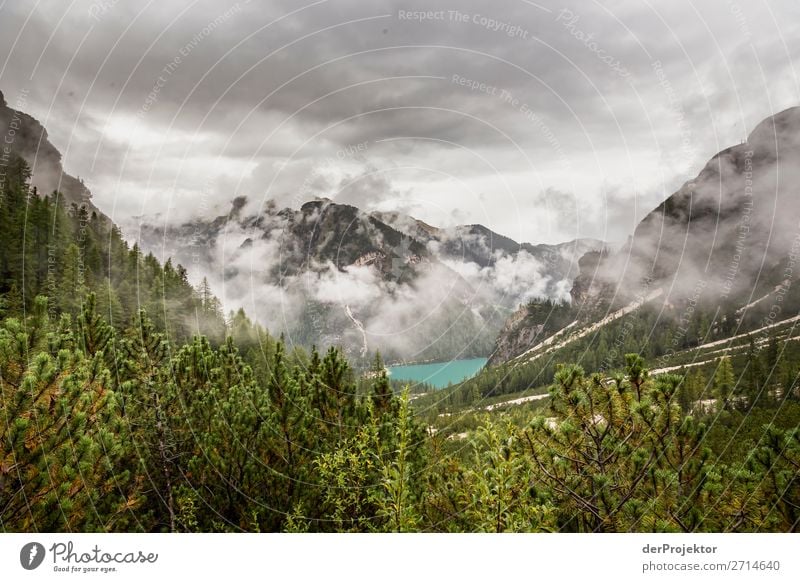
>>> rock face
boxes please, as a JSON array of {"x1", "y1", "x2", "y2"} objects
[
  {"x1": 487, "y1": 298, "x2": 575, "y2": 366},
  {"x1": 488, "y1": 305, "x2": 544, "y2": 366},
  {"x1": 489, "y1": 106, "x2": 800, "y2": 366},
  {"x1": 568, "y1": 249, "x2": 610, "y2": 309},
  {"x1": 277, "y1": 200, "x2": 429, "y2": 281},
  {"x1": 377, "y1": 211, "x2": 604, "y2": 300},
  {"x1": 0, "y1": 90, "x2": 102, "y2": 216}
]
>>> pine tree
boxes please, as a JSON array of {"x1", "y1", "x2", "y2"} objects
[
  {"x1": 377, "y1": 391, "x2": 420, "y2": 532},
  {"x1": 77, "y1": 293, "x2": 114, "y2": 357},
  {"x1": 625, "y1": 353, "x2": 648, "y2": 401},
  {"x1": 0, "y1": 297, "x2": 140, "y2": 531},
  {"x1": 371, "y1": 351, "x2": 394, "y2": 416},
  {"x1": 115, "y1": 309, "x2": 174, "y2": 531},
  {"x1": 714, "y1": 356, "x2": 736, "y2": 411},
  {"x1": 517, "y1": 364, "x2": 717, "y2": 532},
  {"x1": 3, "y1": 282, "x2": 23, "y2": 317},
  {"x1": 96, "y1": 277, "x2": 125, "y2": 328},
  {"x1": 750, "y1": 426, "x2": 800, "y2": 531},
  {"x1": 57, "y1": 243, "x2": 86, "y2": 316},
  {"x1": 743, "y1": 338, "x2": 764, "y2": 409}
]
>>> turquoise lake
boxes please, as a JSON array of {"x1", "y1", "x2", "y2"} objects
[{"x1": 387, "y1": 358, "x2": 488, "y2": 389}]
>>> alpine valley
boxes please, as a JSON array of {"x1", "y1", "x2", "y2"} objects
[{"x1": 1, "y1": 88, "x2": 799, "y2": 534}]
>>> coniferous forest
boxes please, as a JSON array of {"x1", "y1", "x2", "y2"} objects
[{"x1": 1, "y1": 156, "x2": 798, "y2": 532}]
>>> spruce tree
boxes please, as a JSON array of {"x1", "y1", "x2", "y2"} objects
[{"x1": 77, "y1": 293, "x2": 113, "y2": 357}]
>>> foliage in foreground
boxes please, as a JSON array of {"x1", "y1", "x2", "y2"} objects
[
  {"x1": 0, "y1": 295, "x2": 425, "y2": 532},
  {"x1": 1, "y1": 305, "x2": 797, "y2": 532}
]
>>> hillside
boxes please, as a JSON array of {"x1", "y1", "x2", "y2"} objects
[
  {"x1": 1, "y1": 89, "x2": 601, "y2": 364},
  {"x1": 572, "y1": 106, "x2": 800, "y2": 312},
  {"x1": 488, "y1": 106, "x2": 800, "y2": 371},
  {"x1": 0, "y1": 89, "x2": 105, "y2": 218}
]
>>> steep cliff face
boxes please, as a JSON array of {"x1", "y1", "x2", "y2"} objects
[
  {"x1": 278, "y1": 200, "x2": 429, "y2": 281},
  {"x1": 487, "y1": 305, "x2": 544, "y2": 366},
  {"x1": 0, "y1": 89, "x2": 102, "y2": 215},
  {"x1": 568, "y1": 249, "x2": 610, "y2": 309},
  {"x1": 378, "y1": 210, "x2": 604, "y2": 300}
]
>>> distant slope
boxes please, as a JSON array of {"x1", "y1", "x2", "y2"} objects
[{"x1": 0, "y1": 90, "x2": 603, "y2": 364}]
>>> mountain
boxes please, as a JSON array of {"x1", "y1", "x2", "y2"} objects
[
  {"x1": 489, "y1": 106, "x2": 800, "y2": 369},
  {"x1": 375, "y1": 210, "x2": 603, "y2": 298},
  {"x1": 0, "y1": 88, "x2": 601, "y2": 364},
  {"x1": 572, "y1": 106, "x2": 800, "y2": 312},
  {"x1": 139, "y1": 199, "x2": 603, "y2": 363},
  {"x1": 0, "y1": 89, "x2": 104, "y2": 218}
]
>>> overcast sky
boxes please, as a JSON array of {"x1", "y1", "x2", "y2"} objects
[{"x1": 1, "y1": 0, "x2": 799, "y2": 244}]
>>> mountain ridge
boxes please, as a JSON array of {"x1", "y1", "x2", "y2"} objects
[
  {"x1": 489, "y1": 105, "x2": 800, "y2": 368},
  {"x1": 139, "y1": 197, "x2": 603, "y2": 363}
]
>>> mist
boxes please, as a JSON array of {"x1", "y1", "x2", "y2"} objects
[
  {"x1": 137, "y1": 198, "x2": 597, "y2": 362},
  {"x1": 573, "y1": 107, "x2": 800, "y2": 320}
]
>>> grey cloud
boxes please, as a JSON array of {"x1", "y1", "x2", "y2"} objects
[{"x1": 0, "y1": 0, "x2": 798, "y2": 246}]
